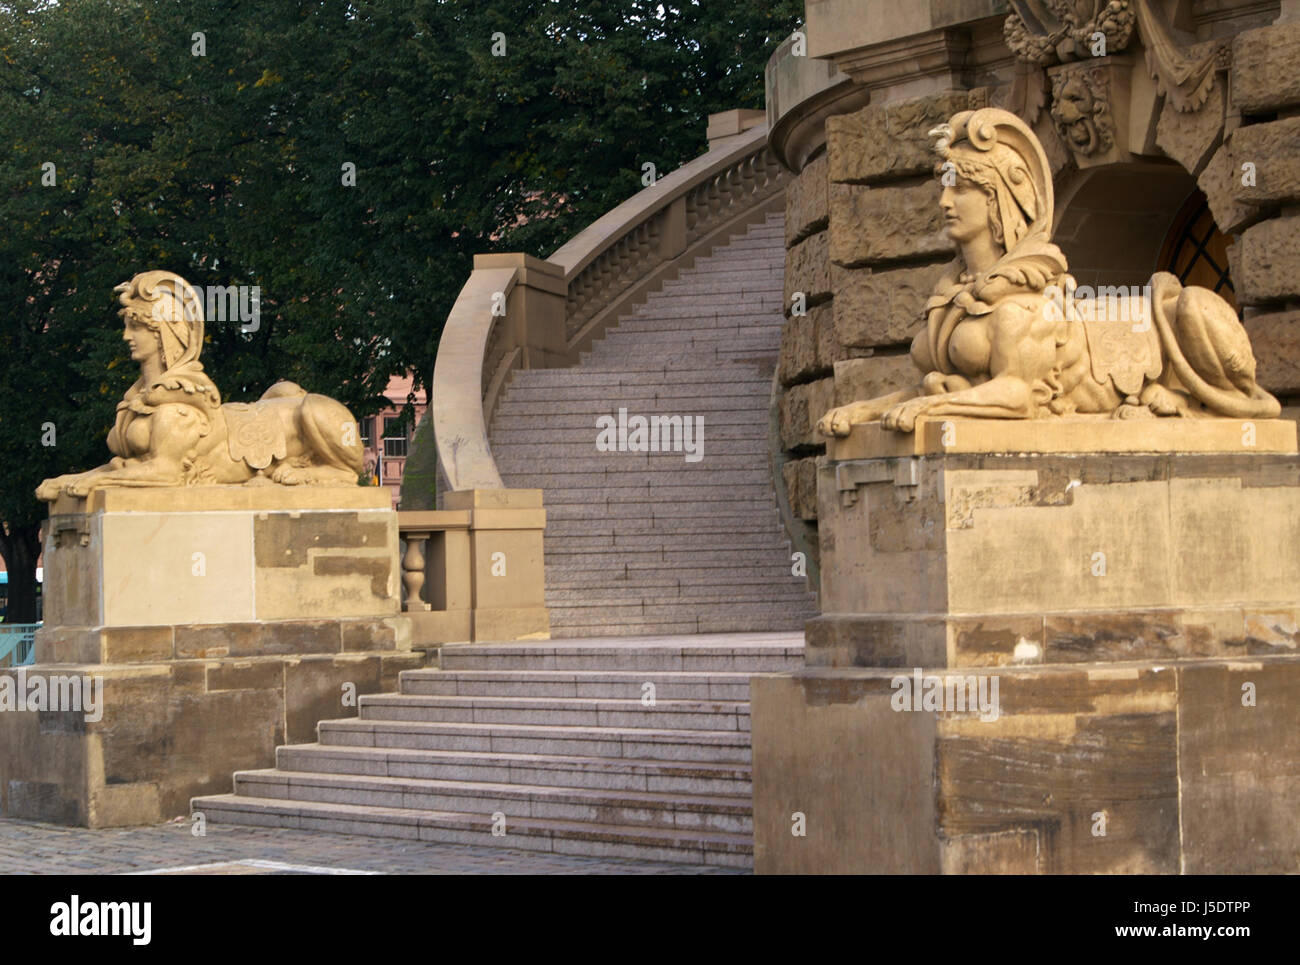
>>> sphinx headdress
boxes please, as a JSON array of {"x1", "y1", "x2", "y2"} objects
[
  {"x1": 114, "y1": 270, "x2": 205, "y2": 373},
  {"x1": 930, "y1": 108, "x2": 1055, "y2": 253}
]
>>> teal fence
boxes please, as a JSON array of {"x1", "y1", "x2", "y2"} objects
[{"x1": 0, "y1": 624, "x2": 38, "y2": 666}]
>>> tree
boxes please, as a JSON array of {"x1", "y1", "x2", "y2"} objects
[{"x1": 0, "y1": 0, "x2": 802, "y2": 622}]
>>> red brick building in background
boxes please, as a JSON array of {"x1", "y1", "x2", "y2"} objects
[{"x1": 360, "y1": 373, "x2": 427, "y2": 508}]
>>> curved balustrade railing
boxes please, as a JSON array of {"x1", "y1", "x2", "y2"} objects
[{"x1": 432, "y1": 121, "x2": 786, "y2": 495}]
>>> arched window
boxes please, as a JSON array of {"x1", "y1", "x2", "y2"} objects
[{"x1": 1158, "y1": 191, "x2": 1236, "y2": 312}]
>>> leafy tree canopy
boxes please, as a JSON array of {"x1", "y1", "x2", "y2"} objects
[{"x1": 0, "y1": 0, "x2": 802, "y2": 620}]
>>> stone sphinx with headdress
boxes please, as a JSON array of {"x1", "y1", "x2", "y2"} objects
[
  {"x1": 36, "y1": 271, "x2": 365, "y2": 500},
  {"x1": 817, "y1": 107, "x2": 1280, "y2": 437}
]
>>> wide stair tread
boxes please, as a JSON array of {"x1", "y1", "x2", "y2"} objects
[
  {"x1": 192, "y1": 794, "x2": 752, "y2": 864},
  {"x1": 199, "y1": 634, "x2": 803, "y2": 866}
]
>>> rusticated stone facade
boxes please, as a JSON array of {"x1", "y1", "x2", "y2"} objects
[{"x1": 769, "y1": 1, "x2": 1300, "y2": 536}]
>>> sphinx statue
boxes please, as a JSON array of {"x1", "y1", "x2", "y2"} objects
[
  {"x1": 36, "y1": 271, "x2": 364, "y2": 500},
  {"x1": 817, "y1": 107, "x2": 1280, "y2": 437}
]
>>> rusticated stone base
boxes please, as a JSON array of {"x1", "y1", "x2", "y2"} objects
[
  {"x1": 34, "y1": 615, "x2": 412, "y2": 664},
  {"x1": 807, "y1": 604, "x2": 1300, "y2": 669},
  {"x1": 0, "y1": 647, "x2": 424, "y2": 828},
  {"x1": 751, "y1": 655, "x2": 1300, "y2": 873}
]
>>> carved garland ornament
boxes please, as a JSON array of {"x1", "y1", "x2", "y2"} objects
[{"x1": 1005, "y1": 0, "x2": 1223, "y2": 118}]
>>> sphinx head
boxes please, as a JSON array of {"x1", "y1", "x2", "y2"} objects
[
  {"x1": 931, "y1": 108, "x2": 1055, "y2": 258},
  {"x1": 114, "y1": 271, "x2": 205, "y2": 372}
]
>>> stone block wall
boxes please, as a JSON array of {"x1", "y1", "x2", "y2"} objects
[
  {"x1": 1228, "y1": 19, "x2": 1300, "y2": 411},
  {"x1": 777, "y1": 90, "x2": 995, "y2": 538}
]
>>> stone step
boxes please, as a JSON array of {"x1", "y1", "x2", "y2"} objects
[
  {"x1": 533, "y1": 487, "x2": 775, "y2": 506},
  {"x1": 274, "y1": 743, "x2": 753, "y2": 795},
  {"x1": 546, "y1": 568, "x2": 799, "y2": 590},
  {"x1": 542, "y1": 498, "x2": 778, "y2": 519},
  {"x1": 550, "y1": 613, "x2": 807, "y2": 635},
  {"x1": 592, "y1": 303, "x2": 783, "y2": 322},
  {"x1": 500, "y1": 380, "x2": 768, "y2": 400},
  {"x1": 543, "y1": 553, "x2": 798, "y2": 571},
  {"x1": 674, "y1": 259, "x2": 785, "y2": 274},
  {"x1": 545, "y1": 566, "x2": 800, "y2": 588},
  {"x1": 493, "y1": 460, "x2": 764, "y2": 478},
  {"x1": 544, "y1": 585, "x2": 814, "y2": 606},
  {"x1": 541, "y1": 532, "x2": 788, "y2": 552},
  {"x1": 399, "y1": 668, "x2": 753, "y2": 700},
  {"x1": 651, "y1": 279, "x2": 784, "y2": 297},
  {"x1": 437, "y1": 636, "x2": 803, "y2": 672},
  {"x1": 491, "y1": 425, "x2": 766, "y2": 443},
  {"x1": 530, "y1": 353, "x2": 771, "y2": 371},
  {"x1": 494, "y1": 395, "x2": 767, "y2": 413},
  {"x1": 581, "y1": 347, "x2": 777, "y2": 366},
  {"x1": 230, "y1": 769, "x2": 752, "y2": 834},
  {"x1": 592, "y1": 329, "x2": 779, "y2": 347},
  {"x1": 503, "y1": 372, "x2": 769, "y2": 391},
  {"x1": 496, "y1": 448, "x2": 766, "y2": 467},
  {"x1": 612, "y1": 316, "x2": 782, "y2": 333},
  {"x1": 506, "y1": 367, "x2": 763, "y2": 386},
  {"x1": 191, "y1": 794, "x2": 752, "y2": 867},
  {"x1": 515, "y1": 475, "x2": 774, "y2": 494},
  {"x1": 317, "y1": 717, "x2": 756, "y2": 763},
  {"x1": 538, "y1": 608, "x2": 800, "y2": 639},
  {"x1": 543, "y1": 513, "x2": 780, "y2": 535},
  {"x1": 642, "y1": 287, "x2": 782, "y2": 302},
  {"x1": 538, "y1": 535, "x2": 780, "y2": 559},
  {"x1": 588, "y1": 330, "x2": 780, "y2": 350},
  {"x1": 356, "y1": 693, "x2": 751, "y2": 732}
]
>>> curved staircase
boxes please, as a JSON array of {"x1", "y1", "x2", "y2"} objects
[{"x1": 492, "y1": 211, "x2": 816, "y2": 636}]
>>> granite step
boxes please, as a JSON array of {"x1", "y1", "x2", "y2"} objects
[
  {"x1": 316, "y1": 717, "x2": 756, "y2": 762},
  {"x1": 191, "y1": 794, "x2": 752, "y2": 866},
  {"x1": 229, "y1": 769, "x2": 752, "y2": 834},
  {"x1": 436, "y1": 636, "x2": 803, "y2": 672},
  {"x1": 356, "y1": 693, "x2": 750, "y2": 732},
  {"x1": 273, "y1": 744, "x2": 752, "y2": 797},
  {"x1": 398, "y1": 668, "x2": 753, "y2": 699},
  {"x1": 549, "y1": 615, "x2": 808, "y2": 636}
]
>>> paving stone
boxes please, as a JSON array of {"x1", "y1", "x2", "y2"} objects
[{"x1": 0, "y1": 817, "x2": 740, "y2": 874}]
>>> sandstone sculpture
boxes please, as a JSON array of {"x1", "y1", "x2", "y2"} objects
[
  {"x1": 36, "y1": 271, "x2": 364, "y2": 500},
  {"x1": 817, "y1": 107, "x2": 1281, "y2": 437}
]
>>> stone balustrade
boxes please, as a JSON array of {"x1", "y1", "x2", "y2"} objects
[
  {"x1": 397, "y1": 490, "x2": 548, "y2": 644},
  {"x1": 430, "y1": 120, "x2": 787, "y2": 498}
]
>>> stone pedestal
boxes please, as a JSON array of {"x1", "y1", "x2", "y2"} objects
[
  {"x1": 400, "y1": 488, "x2": 550, "y2": 645},
  {"x1": 751, "y1": 417, "x2": 1300, "y2": 873},
  {"x1": 810, "y1": 417, "x2": 1300, "y2": 668},
  {"x1": 0, "y1": 486, "x2": 422, "y2": 828}
]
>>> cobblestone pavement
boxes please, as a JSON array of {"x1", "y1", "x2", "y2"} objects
[{"x1": 0, "y1": 818, "x2": 747, "y2": 875}]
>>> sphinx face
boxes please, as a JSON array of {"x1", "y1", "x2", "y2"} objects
[
  {"x1": 939, "y1": 176, "x2": 993, "y2": 246},
  {"x1": 121, "y1": 309, "x2": 161, "y2": 366}
]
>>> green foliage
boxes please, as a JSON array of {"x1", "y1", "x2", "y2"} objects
[{"x1": 0, "y1": 0, "x2": 802, "y2": 617}]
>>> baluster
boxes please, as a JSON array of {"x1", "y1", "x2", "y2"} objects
[{"x1": 401, "y1": 532, "x2": 431, "y2": 611}]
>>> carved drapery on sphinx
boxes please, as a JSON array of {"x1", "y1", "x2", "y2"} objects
[
  {"x1": 816, "y1": 108, "x2": 1280, "y2": 438},
  {"x1": 36, "y1": 271, "x2": 365, "y2": 500}
]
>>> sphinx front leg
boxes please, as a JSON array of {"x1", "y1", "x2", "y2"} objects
[
  {"x1": 881, "y1": 376, "x2": 1034, "y2": 431},
  {"x1": 816, "y1": 385, "x2": 922, "y2": 437},
  {"x1": 270, "y1": 460, "x2": 360, "y2": 486},
  {"x1": 62, "y1": 458, "x2": 186, "y2": 496}
]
